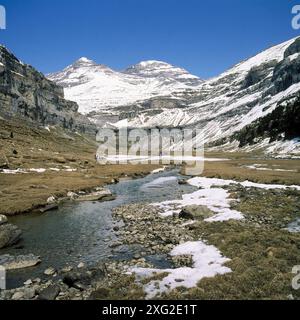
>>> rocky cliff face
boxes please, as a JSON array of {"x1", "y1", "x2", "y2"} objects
[{"x1": 0, "y1": 46, "x2": 95, "y2": 134}]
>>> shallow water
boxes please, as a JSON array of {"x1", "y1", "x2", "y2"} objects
[{"x1": 3, "y1": 169, "x2": 196, "y2": 288}]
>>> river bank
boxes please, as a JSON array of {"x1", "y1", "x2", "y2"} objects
[{"x1": 1, "y1": 167, "x2": 300, "y2": 300}]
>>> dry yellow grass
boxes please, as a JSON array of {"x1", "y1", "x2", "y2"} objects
[
  {"x1": 0, "y1": 118, "x2": 159, "y2": 215},
  {"x1": 200, "y1": 153, "x2": 300, "y2": 185}
]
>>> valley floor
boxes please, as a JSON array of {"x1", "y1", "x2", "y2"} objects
[
  {"x1": 1, "y1": 118, "x2": 300, "y2": 300},
  {"x1": 0, "y1": 118, "x2": 159, "y2": 216}
]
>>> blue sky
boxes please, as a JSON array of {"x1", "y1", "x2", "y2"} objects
[{"x1": 0, "y1": 0, "x2": 299, "y2": 78}]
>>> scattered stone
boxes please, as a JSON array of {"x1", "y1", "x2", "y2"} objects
[
  {"x1": 179, "y1": 205, "x2": 214, "y2": 220},
  {"x1": 29, "y1": 184, "x2": 49, "y2": 189},
  {"x1": 23, "y1": 288, "x2": 36, "y2": 300},
  {"x1": 178, "y1": 179, "x2": 188, "y2": 185},
  {"x1": 24, "y1": 279, "x2": 33, "y2": 286},
  {"x1": 63, "y1": 266, "x2": 106, "y2": 289},
  {"x1": 33, "y1": 278, "x2": 41, "y2": 284},
  {"x1": 133, "y1": 253, "x2": 141, "y2": 260},
  {"x1": 47, "y1": 196, "x2": 56, "y2": 204},
  {"x1": 109, "y1": 241, "x2": 122, "y2": 248},
  {"x1": 0, "y1": 223, "x2": 22, "y2": 248},
  {"x1": 38, "y1": 285, "x2": 60, "y2": 301},
  {"x1": 44, "y1": 267, "x2": 56, "y2": 276},
  {"x1": 67, "y1": 191, "x2": 78, "y2": 200},
  {"x1": 0, "y1": 254, "x2": 41, "y2": 270},
  {"x1": 0, "y1": 214, "x2": 8, "y2": 225},
  {"x1": 61, "y1": 266, "x2": 73, "y2": 273},
  {"x1": 75, "y1": 189, "x2": 115, "y2": 202},
  {"x1": 11, "y1": 292, "x2": 24, "y2": 300},
  {"x1": 39, "y1": 204, "x2": 58, "y2": 213},
  {"x1": 54, "y1": 156, "x2": 66, "y2": 164},
  {"x1": 77, "y1": 262, "x2": 85, "y2": 269}
]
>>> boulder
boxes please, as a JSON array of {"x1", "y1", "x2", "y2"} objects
[
  {"x1": 67, "y1": 191, "x2": 78, "y2": 200},
  {"x1": 178, "y1": 179, "x2": 188, "y2": 185},
  {"x1": 23, "y1": 288, "x2": 36, "y2": 300},
  {"x1": 0, "y1": 254, "x2": 41, "y2": 270},
  {"x1": 179, "y1": 205, "x2": 214, "y2": 220},
  {"x1": 38, "y1": 285, "x2": 60, "y2": 301},
  {"x1": 39, "y1": 204, "x2": 58, "y2": 213},
  {"x1": 0, "y1": 223, "x2": 22, "y2": 248},
  {"x1": 76, "y1": 189, "x2": 115, "y2": 202},
  {"x1": 11, "y1": 292, "x2": 24, "y2": 300},
  {"x1": 63, "y1": 266, "x2": 106, "y2": 290},
  {"x1": 44, "y1": 267, "x2": 56, "y2": 276}
]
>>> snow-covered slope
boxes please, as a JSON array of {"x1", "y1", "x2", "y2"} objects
[
  {"x1": 123, "y1": 60, "x2": 202, "y2": 86},
  {"x1": 48, "y1": 59, "x2": 202, "y2": 115},
  {"x1": 49, "y1": 36, "x2": 300, "y2": 154},
  {"x1": 110, "y1": 37, "x2": 300, "y2": 143}
]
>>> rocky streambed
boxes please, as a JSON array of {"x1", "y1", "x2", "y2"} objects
[
  {"x1": 1, "y1": 169, "x2": 300, "y2": 300},
  {"x1": 0, "y1": 168, "x2": 197, "y2": 296}
]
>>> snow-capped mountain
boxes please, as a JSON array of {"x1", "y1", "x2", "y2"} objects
[
  {"x1": 48, "y1": 59, "x2": 202, "y2": 115},
  {"x1": 48, "y1": 36, "x2": 300, "y2": 154},
  {"x1": 123, "y1": 60, "x2": 202, "y2": 86},
  {"x1": 109, "y1": 36, "x2": 300, "y2": 152}
]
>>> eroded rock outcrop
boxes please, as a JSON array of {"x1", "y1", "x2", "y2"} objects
[
  {"x1": 0, "y1": 217, "x2": 22, "y2": 249},
  {"x1": 0, "y1": 46, "x2": 95, "y2": 134}
]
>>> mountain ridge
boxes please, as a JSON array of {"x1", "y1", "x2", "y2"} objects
[
  {"x1": 2, "y1": 36, "x2": 300, "y2": 155},
  {"x1": 47, "y1": 58, "x2": 203, "y2": 115}
]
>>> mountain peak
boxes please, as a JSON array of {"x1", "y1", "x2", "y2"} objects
[
  {"x1": 123, "y1": 59, "x2": 202, "y2": 84},
  {"x1": 138, "y1": 60, "x2": 172, "y2": 66},
  {"x1": 78, "y1": 57, "x2": 93, "y2": 63},
  {"x1": 73, "y1": 57, "x2": 97, "y2": 67}
]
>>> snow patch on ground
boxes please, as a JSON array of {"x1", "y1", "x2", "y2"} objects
[
  {"x1": 130, "y1": 241, "x2": 231, "y2": 299},
  {"x1": 102, "y1": 155, "x2": 228, "y2": 163},
  {"x1": 0, "y1": 168, "x2": 77, "y2": 174},
  {"x1": 188, "y1": 177, "x2": 300, "y2": 191},
  {"x1": 151, "y1": 167, "x2": 167, "y2": 174},
  {"x1": 153, "y1": 183, "x2": 243, "y2": 222},
  {"x1": 243, "y1": 164, "x2": 297, "y2": 173},
  {"x1": 1, "y1": 169, "x2": 27, "y2": 174},
  {"x1": 29, "y1": 168, "x2": 46, "y2": 173}
]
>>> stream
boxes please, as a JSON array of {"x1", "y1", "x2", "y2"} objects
[{"x1": 3, "y1": 169, "x2": 197, "y2": 289}]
